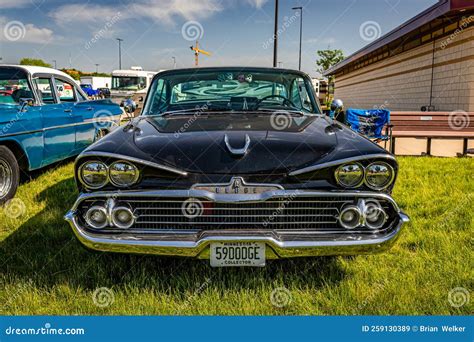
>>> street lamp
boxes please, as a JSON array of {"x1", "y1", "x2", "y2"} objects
[
  {"x1": 95, "y1": 63, "x2": 99, "y2": 73},
  {"x1": 116, "y1": 38, "x2": 123, "y2": 69},
  {"x1": 273, "y1": 0, "x2": 279, "y2": 67},
  {"x1": 52, "y1": 60, "x2": 57, "y2": 69},
  {"x1": 292, "y1": 6, "x2": 303, "y2": 70}
]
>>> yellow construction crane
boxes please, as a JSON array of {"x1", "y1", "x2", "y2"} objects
[{"x1": 190, "y1": 40, "x2": 211, "y2": 67}]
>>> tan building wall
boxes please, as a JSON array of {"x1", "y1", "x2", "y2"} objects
[{"x1": 334, "y1": 26, "x2": 474, "y2": 112}]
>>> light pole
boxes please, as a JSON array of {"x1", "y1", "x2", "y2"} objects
[
  {"x1": 292, "y1": 6, "x2": 303, "y2": 70},
  {"x1": 116, "y1": 38, "x2": 123, "y2": 69},
  {"x1": 273, "y1": 0, "x2": 279, "y2": 67},
  {"x1": 172, "y1": 56, "x2": 176, "y2": 69},
  {"x1": 95, "y1": 63, "x2": 99, "y2": 73},
  {"x1": 52, "y1": 60, "x2": 57, "y2": 69}
]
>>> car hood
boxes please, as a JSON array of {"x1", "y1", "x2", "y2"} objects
[{"x1": 130, "y1": 113, "x2": 339, "y2": 174}]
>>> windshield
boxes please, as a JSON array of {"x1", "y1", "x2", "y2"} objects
[
  {"x1": 0, "y1": 68, "x2": 33, "y2": 105},
  {"x1": 112, "y1": 76, "x2": 147, "y2": 91},
  {"x1": 143, "y1": 69, "x2": 320, "y2": 115}
]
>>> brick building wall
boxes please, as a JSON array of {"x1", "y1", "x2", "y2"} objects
[{"x1": 333, "y1": 26, "x2": 474, "y2": 112}]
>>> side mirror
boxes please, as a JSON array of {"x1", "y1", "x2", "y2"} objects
[
  {"x1": 330, "y1": 99, "x2": 344, "y2": 114},
  {"x1": 123, "y1": 98, "x2": 137, "y2": 114}
]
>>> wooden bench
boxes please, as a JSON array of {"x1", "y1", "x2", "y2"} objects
[{"x1": 389, "y1": 111, "x2": 474, "y2": 155}]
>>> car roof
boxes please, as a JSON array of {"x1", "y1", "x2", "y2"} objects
[
  {"x1": 154, "y1": 66, "x2": 310, "y2": 78},
  {"x1": 1, "y1": 64, "x2": 76, "y2": 82}
]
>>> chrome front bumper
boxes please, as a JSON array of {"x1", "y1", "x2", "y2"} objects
[{"x1": 65, "y1": 190, "x2": 409, "y2": 259}]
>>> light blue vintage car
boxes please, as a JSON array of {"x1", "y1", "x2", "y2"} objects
[{"x1": 0, "y1": 65, "x2": 122, "y2": 204}]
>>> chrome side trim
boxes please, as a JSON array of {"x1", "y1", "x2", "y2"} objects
[
  {"x1": 0, "y1": 116, "x2": 121, "y2": 139},
  {"x1": 77, "y1": 151, "x2": 188, "y2": 176},
  {"x1": 289, "y1": 153, "x2": 397, "y2": 176}
]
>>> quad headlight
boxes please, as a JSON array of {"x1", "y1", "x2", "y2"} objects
[
  {"x1": 335, "y1": 161, "x2": 395, "y2": 190},
  {"x1": 79, "y1": 161, "x2": 108, "y2": 189},
  {"x1": 365, "y1": 162, "x2": 394, "y2": 190},
  {"x1": 335, "y1": 163, "x2": 364, "y2": 188},
  {"x1": 79, "y1": 160, "x2": 140, "y2": 189},
  {"x1": 109, "y1": 161, "x2": 140, "y2": 187}
]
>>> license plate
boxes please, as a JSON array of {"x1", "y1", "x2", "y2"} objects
[{"x1": 210, "y1": 242, "x2": 266, "y2": 267}]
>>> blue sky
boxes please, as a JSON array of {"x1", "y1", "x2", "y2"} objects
[{"x1": 0, "y1": 0, "x2": 437, "y2": 77}]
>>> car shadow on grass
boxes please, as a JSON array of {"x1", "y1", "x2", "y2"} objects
[{"x1": 0, "y1": 178, "x2": 347, "y2": 296}]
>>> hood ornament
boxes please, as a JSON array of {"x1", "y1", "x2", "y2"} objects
[{"x1": 224, "y1": 134, "x2": 251, "y2": 156}]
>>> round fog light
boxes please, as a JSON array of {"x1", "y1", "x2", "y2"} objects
[
  {"x1": 111, "y1": 206, "x2": 135, "y2": 229},
  {"x1": 364, "y1": 206, "x2": 387, "y2": 230},
  {"x1": 339, "y1": 206, "x2": 362, "y2": 229},
  {"x1": 85, "y1": 206, "x2": 108, "y2": 229}
]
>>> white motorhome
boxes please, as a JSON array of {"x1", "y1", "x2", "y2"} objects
[{"x1": 110, "y1": 66, "x2": 160, "y2": 114}]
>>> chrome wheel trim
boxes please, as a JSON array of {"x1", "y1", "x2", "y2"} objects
[{"x1": 0, "y1": 158, "x2": 13, "y2": 199}]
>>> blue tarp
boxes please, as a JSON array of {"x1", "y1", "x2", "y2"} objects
[{"x1": 345, "y1": 108, "x2": 390, "y2": 139}]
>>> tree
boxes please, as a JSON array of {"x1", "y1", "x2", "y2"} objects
[
  {"x1": 19, "y1": 58, "x2": 52, "y2": 68},
  {"x1": 316, "y1": 49, "x2": 345, "y2": 107}
]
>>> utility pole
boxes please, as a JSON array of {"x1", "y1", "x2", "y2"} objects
[
  {"x1": 292, "y1": 6, "x2": 303, "y2": 70},
  {"x1": 116, "y1": 38, "x2": 123, "y2": 69},
  {"x1": 273, "y1": 0, "x2": 279, "y2": 67},
  {"x1": 95, "y1": 63, "x2": 99, "y2": 73},
  {"x1": 172, "y1": 56, "x2": 176, "y2": 69}
]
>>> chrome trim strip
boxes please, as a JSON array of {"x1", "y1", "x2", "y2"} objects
[
  {"x1": 289, "y1": 154, "x2": 397, "y2": 176},
  {"x1": 0, "y1": 116, "x2": 121, "y2": 139},
  {"x1": 224, "y1": 134, "x2": 251, "y2": 156},
  {"x1": 77, "y1": 152, "x2": 188, "y2": 176},
  {"x1": 67, "y1": 189, "x2": 401, "y2": 212}
]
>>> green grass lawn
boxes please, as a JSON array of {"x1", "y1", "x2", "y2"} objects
[{"x1": 0, "y1": 157, "x2": 472, "y2": 315}]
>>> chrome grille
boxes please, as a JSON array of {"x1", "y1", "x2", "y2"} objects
[{"x1": 78, "y1": 195, "x2": 396, "y2": 232}]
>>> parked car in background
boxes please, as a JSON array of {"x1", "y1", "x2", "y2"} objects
[
  {"x1": 0, "y1": 65, "x2": 122, "y2": 204},
  {"x1": 97, "y1": 87, "x2": 111, "y2": 98},
  {"x1": 111, "y1": 66, "x2": 159, "y2": 116},
  {"x1": 66, "y1": 67, "x2": 409, "y2": 267},
  {"x1": 80, "y1": 83, "x2": 100, "y2": 98}
]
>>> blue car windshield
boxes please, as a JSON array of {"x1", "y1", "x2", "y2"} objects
[
  {"x1": 143, "y1": 69, "x2": 320, "y2": 115},
  {"x1": 0, "y1": 68, "x2": 33, "y2": 105}
]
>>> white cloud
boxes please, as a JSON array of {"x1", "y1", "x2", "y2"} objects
[
  {"x1": 0, "y1": 17, "x2": 54, "y2": 43},
  {"x1": 50, "y1": 4, "x2": 123, "y2": 26},
  {"x1": 51, "y1": 0, "x2": 223, "y2": 26},
  {"x1": 1, "y1": 0, "x2": 32, "y2": 9},
  {"x1": 245, "y1": 0, "x2": 269, "y2": 9}
]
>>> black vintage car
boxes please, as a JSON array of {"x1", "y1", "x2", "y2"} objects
[{"x1": 65, "y1": 67, "x2": 408, "y2": 267}]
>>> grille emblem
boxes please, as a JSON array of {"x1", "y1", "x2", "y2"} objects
[{"x1": 192, "y1": 177, "x2": 283, "y2": 195}]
